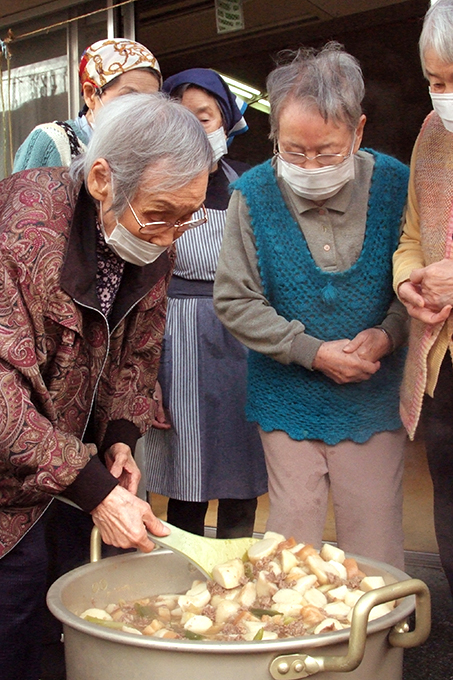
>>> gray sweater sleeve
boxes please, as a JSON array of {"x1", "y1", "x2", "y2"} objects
[
  {"x1": 214, "y1": 186, "x2": 408, "y2": 367},
  {"x1": 374, "y1": 297, "x2": 409, "y2": 353},
  {"x1": 213, "y1": 190, "x2": 323, "y2": 369}
]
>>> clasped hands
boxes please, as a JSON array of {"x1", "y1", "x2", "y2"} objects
[
  {"x1": 398, "y1": 258, "x2": 453, "y2": 324},
  {"x1": 312, "y1": 328, "x2": 391, "y2": 384}
]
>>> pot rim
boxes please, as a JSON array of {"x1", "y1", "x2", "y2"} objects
[{"x1": 47, "y1": 548, "x2": 416, "y2": 655}]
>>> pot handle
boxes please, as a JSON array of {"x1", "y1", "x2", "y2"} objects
[
  {"x1": 269, "y1": 578, "x2": 431, "y2": 679},
  {"x1": 91, "y1": 526, "x2": 102, "y2": 563}
]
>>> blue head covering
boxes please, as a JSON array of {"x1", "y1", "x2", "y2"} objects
[{"x1": 162, "y1": 68, "x2": 248, "y2": 143}]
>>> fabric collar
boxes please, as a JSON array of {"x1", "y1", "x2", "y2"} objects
[{"x1": 60, "y1": 183, "x2": 171, "y2": 329}]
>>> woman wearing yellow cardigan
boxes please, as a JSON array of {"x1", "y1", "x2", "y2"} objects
[{"x1": 393, "y1": 0, "x2": 453, "y2": 599}]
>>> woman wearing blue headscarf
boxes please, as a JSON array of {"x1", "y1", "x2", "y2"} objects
[{"x1": 145, "y1": 69, "x2": 267, "y2": 537}]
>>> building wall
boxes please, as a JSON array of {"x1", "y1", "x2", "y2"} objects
[
  {"x1": 1, "y1": 0, "x2": 431, "y2": 174},
  {"x1": 139, "y1": 0, "x2": 430, "y2": 167}
]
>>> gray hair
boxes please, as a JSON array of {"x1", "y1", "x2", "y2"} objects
[
  {"x1": 71, "y1": 92, "x2": 212, "y2": 216},
  {"x1": 266, "y1": 42, "x2": 365, "y2": 140},
  {"x1": 420, "y1": 0, "x2": 453, "y2": 75}
]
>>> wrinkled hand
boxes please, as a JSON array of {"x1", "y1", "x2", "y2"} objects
[
  {"x1": 342, "y1": 328, "x2": 391, "y2": 363},
  {"x1": 151, "y1": 380, "x2": 171, "y2": 430},
  {"x1": 398, "y1": 280, "x2": 451, "y2": 324},
  {"x1": 104, "y1": 443, "x2": 140, "y2": 495},
  {"x1": 312, "y1": 339, "x2": 380, "y2": 384},
  {"x1": 91, "y1": 485, "x2": 170, "y2": 553},
  {"x1": 410, "y1": 259, "x2": 453, "y2": 311}
]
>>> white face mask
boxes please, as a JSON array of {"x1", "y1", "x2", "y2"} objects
[
  {"x1": 430, "y1": 91, "x2": 453, "y2": 132},
  {"x1": 102, "y1": 220, "x2": 168, "y2": 266},
  {"x1": 88, "y1": 92, "x2": 105, "y2": 129},
  {"x1": 277, "y1": 153, "x2": 355, "y2": 201},
  {"x1": 207, "y1": 126, "x2": 228, "y2": 164}
]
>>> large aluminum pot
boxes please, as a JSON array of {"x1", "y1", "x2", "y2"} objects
[{"x1": 47, "y1": 540, "x2": 430, "y2": 680}]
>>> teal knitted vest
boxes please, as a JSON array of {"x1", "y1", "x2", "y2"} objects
[{"x1": 235, "y1": 151, "x2": 409, "y2": 444}]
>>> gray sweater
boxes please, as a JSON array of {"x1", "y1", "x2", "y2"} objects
[{"x1": 213, "y1": 150, "x2": 408, "y2": 369}]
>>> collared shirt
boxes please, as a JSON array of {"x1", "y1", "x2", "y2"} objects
[
  {"x1": 275, "y1": 150, "x2": 374, "y2": 272},
  {"x1": 95, "y1": 218, "x2": 125, "y2": 317}
]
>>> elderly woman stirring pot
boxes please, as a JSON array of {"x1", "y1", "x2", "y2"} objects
[
  {"x1": 393, "y1": 0, "x2": 453, "y2": 600},
  {"x1": 214, "y1": 42, "x2": 409, "y2": 569},
  {"x1": 0, "y1": 93, "x2": 211, "y2": 680}
]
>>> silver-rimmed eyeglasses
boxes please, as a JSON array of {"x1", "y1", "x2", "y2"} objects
[
  {"x1": 274, "y1": 136, "x2": 355, "y2": 168},
  {"x1": 126, "y1": 199, "x2": 208, "y2": 235}
]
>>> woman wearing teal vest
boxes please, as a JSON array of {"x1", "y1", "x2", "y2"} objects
[{"x1": 214, "y1": 42, "x2": 409, "y2": 569}]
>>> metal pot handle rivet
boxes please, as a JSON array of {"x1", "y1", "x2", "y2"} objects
[
  {"x1": 276, "y1": 661, "x2": 290, "y2": 675},
  {"x1": 269, "y1": 578, "x2": 431, "y2": 679},
  {"x1": 273, "y1": 655, "x2": 321, "y2": 678}
]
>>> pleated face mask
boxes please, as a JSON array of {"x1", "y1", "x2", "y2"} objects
[
  {"x1": 430, "y1": 91, "x2": 453, "y2": 132},
  {"x1": 207, "y1": 126, "x2": 228, "y2": 163},
  {"x1": 99, "y1": 203, "x2": 167, "y2": 266},
  {"x1": 102, "y1": 221, "x2": 168, "y2": 266},
  {"x1": 276, "y1": 153, "x2": 355, "y2": 201}
]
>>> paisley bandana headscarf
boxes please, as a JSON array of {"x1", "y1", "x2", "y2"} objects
[{"x1": 79, "y1": 38, "x2": 162, "y2": 91}]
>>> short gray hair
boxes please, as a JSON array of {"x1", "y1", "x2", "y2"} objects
[
  {"x1": 266, "y1": 42, "x2": 365, "y2": 140},
  {"x1": 71, "y1": 92, "x2": 212, "y2": 216},
  {"x1": 420, "y1": 0, "x2": 453, "y2": 75}
]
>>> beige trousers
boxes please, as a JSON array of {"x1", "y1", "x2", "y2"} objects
[{"x1": 259, "y1": 427, "x2": 406, "y2": 569}]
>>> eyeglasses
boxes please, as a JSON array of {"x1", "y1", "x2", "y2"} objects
[
  {"x1": 274, "y1": 136, "x2": 355, "y2": 168},
  {"x1": 126, "y1": 199, "x2": 208, "y2": 235}
]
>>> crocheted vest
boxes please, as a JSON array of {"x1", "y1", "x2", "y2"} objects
[
  {"x1": 400, "y1": 112, "x2": 453, "y2": 438},
  {"x1": 235, "y1": 152, "x2": 409, "y2": 444}
]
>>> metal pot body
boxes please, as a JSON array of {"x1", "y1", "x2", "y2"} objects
[{"x1": 47, "y1": 548, "x2": 422, "y2": 680}]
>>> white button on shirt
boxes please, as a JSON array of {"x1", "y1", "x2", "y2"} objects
[{"x1": 276, "y1": 150, "x2": 375, "y2": 273}]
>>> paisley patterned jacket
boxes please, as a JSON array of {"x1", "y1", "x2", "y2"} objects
[{"x1": 0, "y1": 167, "x2": 174, "y2": 556}]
